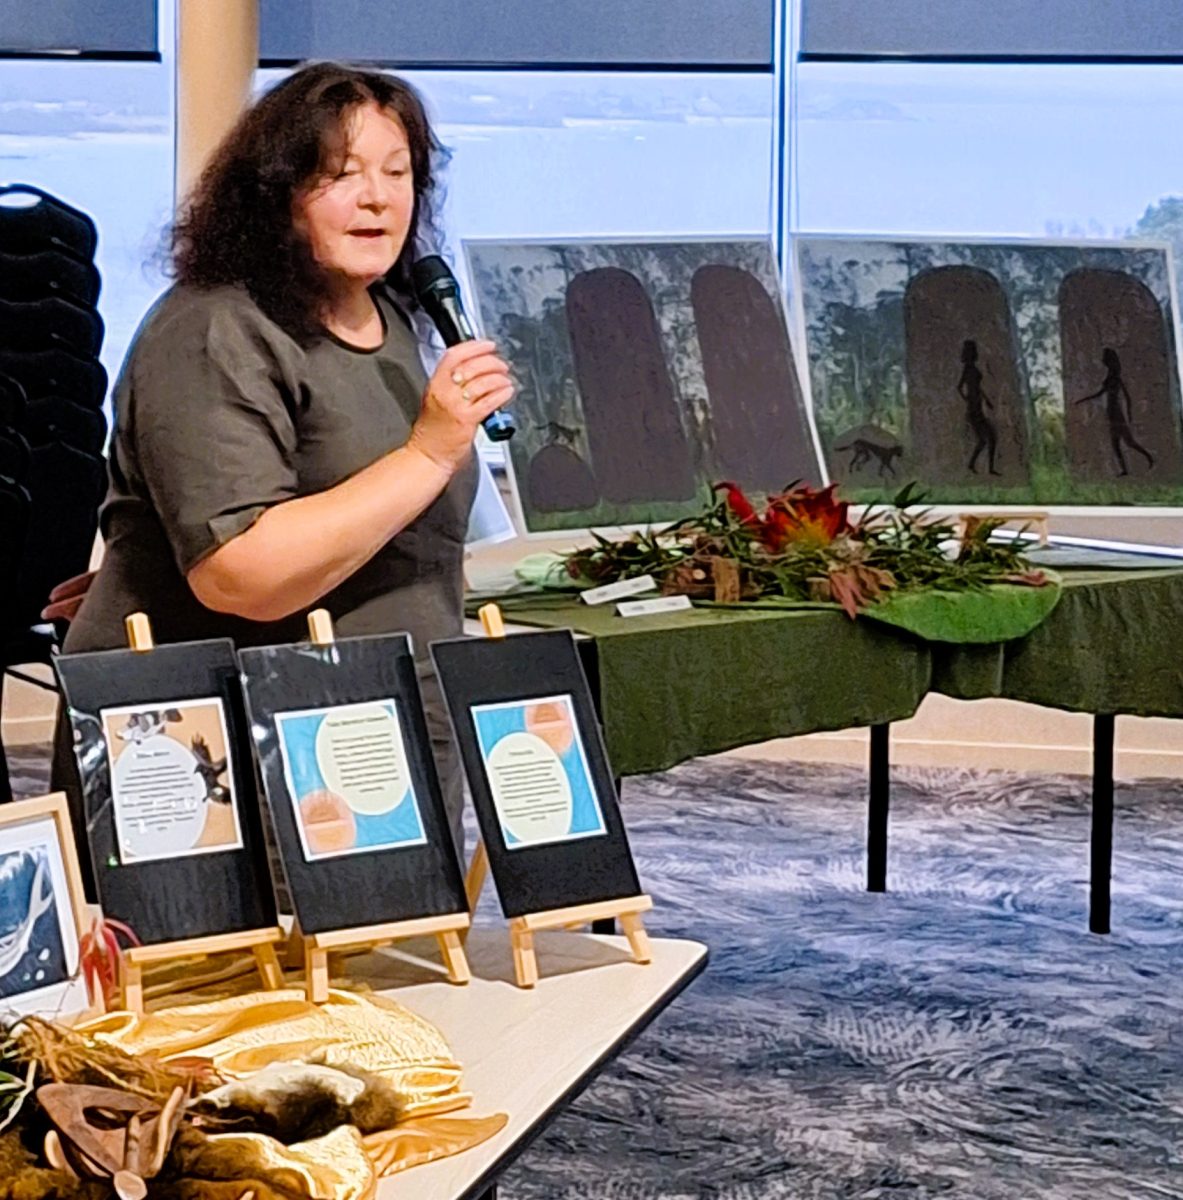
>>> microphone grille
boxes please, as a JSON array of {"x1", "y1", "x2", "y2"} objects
[{"x1": 411, "y1": 254, "x2": 458, "y2": 300}]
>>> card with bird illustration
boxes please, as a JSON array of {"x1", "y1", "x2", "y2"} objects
[
  {"x1": 54, "y1": 638, "x2": 277, "y2": 947},
  {"x1": 99, "y1": 697, "x2": 243, "y2": 865}
]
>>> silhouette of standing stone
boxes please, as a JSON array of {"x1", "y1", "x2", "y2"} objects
[
  {"x1": 566, "y1": 267, "x2": 695, "y2": 504},
  {"x1": 1060, "y1": 269, "x2": 1183, "y2": 484},
  {"x1": 691, "y1": 264, "x2": 821, "y2": 489},
  {"x1": 526, "y1": 444, "x2": 600, "y2": 512},
  {"x1": 905, "y1": 266, "x2": 1030, "y2": 487}
]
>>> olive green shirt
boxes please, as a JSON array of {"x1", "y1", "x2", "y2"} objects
[{"x1": 65, "y1": 284, "x2": 478, "y2": 657}]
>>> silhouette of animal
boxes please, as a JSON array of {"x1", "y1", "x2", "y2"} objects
[
  {"x1": 543, "y1": 421, "x2": 581, "y2": 448},
  {"x1": 117, "y1": 709, "x2": 183, "y2": 743},
  {"x1": 836, "y1": 438, "x2": 902, "y2": 478},
  {"x1": 191, "y1": 733, "x2": 231, "y2": 804}
]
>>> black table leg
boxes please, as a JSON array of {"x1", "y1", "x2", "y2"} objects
[
  {"x1": 867, "y1": 723, "x2": 890, "y2": 892},
  {"x1": 474, "y1": 1185, "x2": 498, "y2": 1200},
  {"x1": 1090, "y1": 713, "x2": 1116, "y2": 935}
]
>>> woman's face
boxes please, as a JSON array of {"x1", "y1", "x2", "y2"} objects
[{"x1": 293, "y1": 102, "x2": 414, "y2": 291}]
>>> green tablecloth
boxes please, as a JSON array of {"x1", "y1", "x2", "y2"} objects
[{"x1": 468, "y1": 568, "x2": 1183, "y2": 776}]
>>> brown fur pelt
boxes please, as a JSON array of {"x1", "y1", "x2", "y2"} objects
[
  {"x1": 153, "y1": 1184, "x2": 300, "y2": 1200},
  {"x1": 192, "y1": 1061, "x2": 405, "y2": 1143},
  {"x1": 0, "y1": 1128, "x2": 111, "y2": 1200},
  {"x1": 151, "y1": 1127, "x2": 314, "y2": 1200}
]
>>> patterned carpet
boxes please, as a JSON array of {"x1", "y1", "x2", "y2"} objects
[{"x1": 10, "y1": 749, "x2": 1183, "y2": 1198}]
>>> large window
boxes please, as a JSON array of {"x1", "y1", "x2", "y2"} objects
[
  {"x1": 0, "y1": 2, "x2": 174, "y2": 395},
  {"x1": 257, "y1": 68, "x2": 775, "y2": 242},
  {"x1": 793, "y1": 62, "x2": 1183, "y2": 253},
  {"x1": 791, "y1": 54, "x2": 1183, "y2": 537}
]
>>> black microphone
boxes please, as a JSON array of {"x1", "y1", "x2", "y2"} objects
[{"x1": 411, "y1": 255, "x2": 515, "y2": 442}]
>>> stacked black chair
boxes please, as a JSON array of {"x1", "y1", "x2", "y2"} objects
[{"x1": 0, "y1": 185, "x2": 109, "y2": 802}]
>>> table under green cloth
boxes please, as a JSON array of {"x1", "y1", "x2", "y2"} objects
[{"x1": 469, "y1": 568, "x2": 1183, "y2": 777}]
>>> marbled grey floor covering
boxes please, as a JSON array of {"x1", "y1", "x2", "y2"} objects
[{"x1": 11, "y1": 749, "x2": 1183, "y2": 1198}]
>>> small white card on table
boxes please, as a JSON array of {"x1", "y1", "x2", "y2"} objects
[
  {"x1": 581, "y1": 575, "x2": 658, "y2": 606},
  {"x1": 615, "y1": 595, "x2": 693, "y2": 618}
]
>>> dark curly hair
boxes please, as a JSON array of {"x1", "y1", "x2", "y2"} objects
[{"x1": 172, "y1": 62, "x2": 446, "y2": 343}]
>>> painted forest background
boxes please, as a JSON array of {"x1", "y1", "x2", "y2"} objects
[{"x1": 797, "y1": 237, "x2": 1183, "y2": 506}]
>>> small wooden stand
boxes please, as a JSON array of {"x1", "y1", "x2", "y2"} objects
[
  {"x1": 467, "y1": 603, "x2": 653, "y2": 989},
  {"x1": 956, "y1": 510, "x2": 1050, "y2": 546},
  {"x1": 120, "y1": 928, "x2": 285, "y2": 1015},
  {"x1": 115, "y1": 612, "x2": 286, "y2": 1014},
  {"x1": 292, "y1": 609, "x2": 471, "y2": 1002}
]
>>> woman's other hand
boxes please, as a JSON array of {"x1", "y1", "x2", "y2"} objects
[
  {"x1": 41, "y1": 571, "x2": 96, "y2": 623},
  {"x1": 409, "y1": 340, "x2": 515, "y2": 473}
]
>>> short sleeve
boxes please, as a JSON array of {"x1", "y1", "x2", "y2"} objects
[{"x1": 125, "y1": 293, "x2": 302, "y2": 574}]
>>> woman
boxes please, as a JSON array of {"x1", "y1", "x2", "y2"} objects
[
  {"x1": 957, "y1": 339, "x2": 1000, "y2": 476},
  {"x1": 1075, "y1": 347, "x2": 1155, "y2": 476},
  {"x1": 53, "y1": 63, "x2": 514, "y2": 849}
]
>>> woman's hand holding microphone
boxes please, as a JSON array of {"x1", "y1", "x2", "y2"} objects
[{"x1": 408, "y1": 340, "x2": 515, "y2": 475}]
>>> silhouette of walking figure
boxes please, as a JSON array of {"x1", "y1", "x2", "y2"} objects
[
  {"x1": 957, "y1": 339, "x2": 1000, "y2": 475},
  {"x1": 1076, "y1": 348, "x2": 1154, "y2": 476}
]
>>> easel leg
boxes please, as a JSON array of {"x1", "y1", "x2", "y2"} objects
[
  {"x1": 619, "y1": 913, "x2": 652, "y2": 964},
  {"x1": 511, "y1": 929, "x2": 538, "y2": 988},
  {"x1": 285, "y1": 923, "x2": 307, "y2": 970},
  {"x1": 121, "y1": 958, "x2": 144, "y2": 1015},
  {"x1": 0, "y1": 673, "x2": 12, "y2": 805},
  {"x1": 462, "y1": 842, "x2": 489, "y2": 946},
  {"x1": 592, "y1": 780, "x2": 624, "y2": 933},
  {"x1": 437, "y1": 930, "x2": 471, "y2": 984},
  {"x1": 254, "y1": 942, "x2": 284, "y2": 990},
  {"x1": 305, "y1": 945, "x2": 330, "y2": 1003},
  {"x1": 465, "y1": 842, "x2": 488, "y2": 912}
]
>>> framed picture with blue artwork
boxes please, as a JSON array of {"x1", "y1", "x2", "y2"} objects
[
  {"x1": 239, "y1": 626, "x2": 468, "y2": 937},
  {"x1": 431, "y1": 625, "x2": 651, "y2": 987},
  {"x1": 0, "y1": 793, "x2": 95, "y2": 1021},
  {"x1": 431, "y1": 628, "x2": 643, "y2": 918},
  {"x1": 469, "y1": 694, "x2": 607, "y2": 852}
]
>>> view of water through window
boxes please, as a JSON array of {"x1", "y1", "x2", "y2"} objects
[{"x1": 4, "y1": 11, "x2": 1182, "y2": 417}]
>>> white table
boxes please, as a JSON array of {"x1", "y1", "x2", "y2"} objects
[{"x1": 358, "y1": 929, "x2": 708, "y2": 1200}]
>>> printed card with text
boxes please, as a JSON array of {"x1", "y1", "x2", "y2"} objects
[
  {"x1": 101, "y1": 698, "x2": 243, "y2": 865},
  {"x1": 470, "y1": 694, "x2": 607, "y2": 850},
  {"x1": 274, "y1": 700, "x2": 427, "y2": 861}
]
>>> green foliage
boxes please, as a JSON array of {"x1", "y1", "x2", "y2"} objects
[
  {"x1": 0, "y1": 1029, "x2": 32, "y2": 1133},
  {"x1": 564, "y1": 483, "x2": 1042, "y2": 613},
  {"x1": 1134, "y1": 196, "x2": 1183, "y2": 255}
]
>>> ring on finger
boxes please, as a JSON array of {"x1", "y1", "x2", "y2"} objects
[
  {"x1": 452, "y1": 369, "x2": 466, "y2": 386},
  {"x1": 461, "y1": 387, "x2": 472, "y2": 402}
]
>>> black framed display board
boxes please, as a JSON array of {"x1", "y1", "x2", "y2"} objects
[
  {"x1": 239, "y1": 631, "x2": 469, "y2": 936},
  {"x1": 430, "y1": 628, "x2": 643, "y2": 919},
  {"x1": 53, "y1": 638, "x2": 277, "y2": 947}
]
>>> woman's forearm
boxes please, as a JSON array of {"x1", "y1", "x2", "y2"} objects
[
  {"x1": 187, "y1": 442, "x2": 455, "y2": 622},
  {"x1": 187, "y1": 338, "x2": 513, "y2": 623}
]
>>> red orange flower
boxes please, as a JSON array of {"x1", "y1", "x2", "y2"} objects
[
  {"x1": 767, "y1": 482, "x2": 851, "y2": 548},
  {"x1": 715, "y1": 481, "x2": 851, "y2": 551}
]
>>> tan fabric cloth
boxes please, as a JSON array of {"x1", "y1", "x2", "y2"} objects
[{"x1": 77, "y1": 988, "x2": 506, "y2": 1196}]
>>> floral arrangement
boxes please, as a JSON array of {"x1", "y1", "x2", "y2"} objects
[{"x1": 564, "y1": 481, "x2": 1050, "y2": 617}]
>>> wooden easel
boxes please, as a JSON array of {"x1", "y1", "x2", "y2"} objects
[
  {"x1": 467, "y1": 603, "x2": 653, "y2": 989},
  {"x1": 116, "y1": 613, "x2": 286, "y2": 1014},
  {"x1": 956, "y1": 510, "x2": 1050, "y2": 546},
  {"x1": 289, "y1": 609, "x2": 471, "y2": 1002}
]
